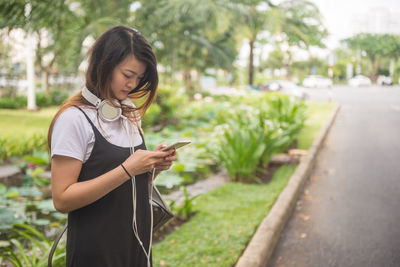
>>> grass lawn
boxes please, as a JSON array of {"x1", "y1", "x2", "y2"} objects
[
  {"x1": 297, "y1": 101, "x2": 336, "y2": 149},
  {"x1": 152, "y1": 101, "x2": 337, "y2": 267},
  {"x1": 0, "y1": 108, "x2": 58, "y2": 139},
  {"x1": 0, "y1": 107, "x2": 58, "y2": 160},
  {"x1": 153, "y1": 166, "x2": 296, "y2": 267}
]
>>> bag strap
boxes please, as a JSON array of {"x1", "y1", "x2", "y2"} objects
[{"x1": 48, "y1": 224, "x2": 67, "y2": 267}]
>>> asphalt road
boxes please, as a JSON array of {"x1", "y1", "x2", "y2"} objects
[{"x1": 267, "y1": 85, "x2": 400, "y2": 267}]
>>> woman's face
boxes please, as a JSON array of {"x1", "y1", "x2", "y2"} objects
[{"x1": 110, "y1": 54, "x2": 147, "y2": 101}]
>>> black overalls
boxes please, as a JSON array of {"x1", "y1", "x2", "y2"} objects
[{"x1": 66, "y1": 107, "x2": 152, "y2": 267}]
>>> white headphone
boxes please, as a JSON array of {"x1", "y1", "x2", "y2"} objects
[{"x1": 82, "y1": 86, "x2": 129, "y2": 122}]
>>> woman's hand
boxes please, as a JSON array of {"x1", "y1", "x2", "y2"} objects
[
  {"x1": 122, "y1": 149, "x2": 173, "y2": 177},
  {"x1": 153, "y1": 143, "x2": 178, "y2": 176}
]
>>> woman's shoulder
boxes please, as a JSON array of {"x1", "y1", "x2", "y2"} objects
[
  {"x1": 58, "y1": 105, "x2": 95, "y2": 120},
  {"x1": 55, "y1": 105, "x2": 96, "y2": 128}
]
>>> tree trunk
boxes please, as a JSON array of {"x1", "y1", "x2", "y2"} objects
[
  {"x1": 26, "y1": 32, "x2": 37, "y2": 111},
  {"x1": 371, "y1": 57, "x2": 379, "y2": 82},
  {"x1": 285, "y1": 50, "x2": 292, "y2": 79},
  {"x1": 249, "y1": 39, "x2": 254, "y2": 85},
  {"x1": 41, "y1": 70, "x2": 50, "y2": 97},
  {"x1": 183, "y1": 68, "x2": 194, "y2": 92}
]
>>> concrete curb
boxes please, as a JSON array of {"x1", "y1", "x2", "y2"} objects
[{"x1": 235, "y1": 103, "x2": 341, "y2": 267}]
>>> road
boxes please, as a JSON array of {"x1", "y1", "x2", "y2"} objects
[{"x1": 267, "y1": 85, "x2": 400, "y2": 267}]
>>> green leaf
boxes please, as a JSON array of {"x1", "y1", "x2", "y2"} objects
[
  {"x1": 154, "y1": 173, "x2": 184, "y2": 189},
  {"x1": 172, "y1": 163, "x2": 186, "y2": 172}
]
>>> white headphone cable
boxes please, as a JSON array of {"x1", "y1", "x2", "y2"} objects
[{"x1": 123, "y1": 117, "x2": 153, "y2": 267}]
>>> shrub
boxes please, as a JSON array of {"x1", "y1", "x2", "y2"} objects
[
  {"x1": 0, "y1": 96, "x2": 27, "y2": 109},
  {"x1": 266, "y1": 94, "x2": 307, "y2": 152},
  {"x1": 210, "y1": 110, "x2": 266, "y2": 182},
  {"x1": 0, "y1": 90, "x2": 68, "y2": 110},
  {"x1": 153, "y1": 86, "x2": 189, "y2": 126},
  {"x1": 0, "y1": 134, "x2": 47, "y2": 160},
  {"x1": 36, "y1": 91, "x2": 69, "y2": 107},
  {"x1": 142, "y1": 103, "x2": 162, "y2": 127},
  {"x1": 210, "y1": 94, "x2": 307, "y2": 182}
]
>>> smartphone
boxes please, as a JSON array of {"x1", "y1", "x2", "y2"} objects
[{"x1": 161, "y1": 140, "x2": 191, "y2": 151}]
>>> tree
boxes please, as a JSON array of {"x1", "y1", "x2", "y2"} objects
[
  {"x1": 0, "y1": 0, "x2": 78, "y2": 102},
  {"x1": 238, "y1": 0, "x2": 284, "y2": 85},
  {"x1": 0, "y1": 0, "x2": 133, "y2": 100},
  {"x1": 239, "y1": 0, "x2": 327, "y2": 84},
  {"x1": 275, "y1": 0, "x2": 327, "y2": 78},
  {"x1": 342, "y1": 33, "x2": 400, "y2": 81},
  {"x1": 135, "y1": 0, "x2": 244, "y2": 91}
]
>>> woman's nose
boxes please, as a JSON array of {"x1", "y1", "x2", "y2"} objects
[{"x1": 127, "y1": 78, "x2": 139, "y2": 90}]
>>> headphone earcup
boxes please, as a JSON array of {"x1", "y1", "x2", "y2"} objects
[{"x1": 98, "y1": 100, "x2": 122, "y2": 122}]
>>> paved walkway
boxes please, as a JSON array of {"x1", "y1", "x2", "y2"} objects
[{"x1": 268, "y1": 86, "x2": 400, "y2": 267}]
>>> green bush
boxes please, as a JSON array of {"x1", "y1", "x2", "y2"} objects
[
  {"x1": 179, "y1": 100, "x2": 232, "y2": 129},
  {"x1": 142, "y1": 102, "x2": 162, "y2": 127},
  {"x1": 0, "y1": 90, "x2": 68, "y2": 110},
  {"x1": 0, "y1": 134, "x2": 47, "y2": 159},
  {"x1": 153, "y1": 86, "x2": 189, "y2": 126},
  {"x1": 266, "y1": 94, "x2": 307, "y2": 152},
  {"x1": 35, "y1": 91, "x2": 69, "y2": 107},
  {"x1": 210, "y1": 111, "x2": 266, "y2": 182},
  {"x1": 0, "y1": 96, "x2": 27, "y2": 109},
  {"x1": 210, "y1": 94, "x2": 307, "y2": 182}
]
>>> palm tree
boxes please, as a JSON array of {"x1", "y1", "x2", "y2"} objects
[
  {"x1": 135, "y1": 0, "x2": 246, "y2": 91},
  {"x1": 239, "y1": 0, "x2": 327, "y2": 84}
]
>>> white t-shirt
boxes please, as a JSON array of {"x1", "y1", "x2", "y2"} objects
[{"x1": 51, "y1": 106, "x2": 143, "y2": 163}]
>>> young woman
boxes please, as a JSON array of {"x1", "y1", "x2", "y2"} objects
[{"x1": 48, "y1": 26, "x2": 176, "y2": 267}]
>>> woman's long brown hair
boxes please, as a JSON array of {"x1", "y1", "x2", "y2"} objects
[{"x1": 47, "y1": 26, "x2": 158, "y2": 152}]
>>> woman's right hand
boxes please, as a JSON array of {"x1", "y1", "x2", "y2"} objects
[{"x1": 122, "y1": 149, "x2": 171, "y2": 177}]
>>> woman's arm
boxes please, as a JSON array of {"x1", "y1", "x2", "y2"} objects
[
  {"x1": 51, "y1": 155, "x2": 130, "y2": 213},
  {"x1": 51, "y1": 149, "x2": 172, "y2": 213}
]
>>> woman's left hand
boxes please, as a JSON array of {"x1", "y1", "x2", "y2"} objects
[{"x1": 153, "y1": 143, "x2": 178, "y2": 175}]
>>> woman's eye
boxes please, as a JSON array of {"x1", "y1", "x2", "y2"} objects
[{"x1": 123, "y1": 74, "x2": 132, "y2": 79}]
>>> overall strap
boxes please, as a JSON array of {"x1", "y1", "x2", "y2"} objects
[{"x1": 75, "y1": 106, "x2": 98, "y2": 132}]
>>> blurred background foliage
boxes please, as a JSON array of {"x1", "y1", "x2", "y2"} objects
[
  {"x1": 1, "y1": 0, "x2": 400, "y2": 94},
  {"x1": 0, "y1": 0, "x2": 399, "y2": 265}
]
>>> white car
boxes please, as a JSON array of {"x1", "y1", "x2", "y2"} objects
[
  {"x1": 275, "y1": 80, "x2": 308, "y2": 100},
  {"x1": 348, "y1": 75, "x2": 371, "y2": 87},
  {"x1": 302, "y1": 75, "x2": 333, "y2": 88},
  {"x1": 377, "y1": 76, "x2": 392, "y2": 86}
]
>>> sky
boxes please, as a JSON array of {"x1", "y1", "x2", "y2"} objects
[
  {"x1": 310, "y1": 0, "x2": 400, "y2": 48},
  {"x1": 236, "y1": 0, "x2": 400, "y2": 66}
]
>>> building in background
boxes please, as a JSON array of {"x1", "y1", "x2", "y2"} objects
[{"x1": 351, "y1": 6, "x2": 400, "y2": 35}]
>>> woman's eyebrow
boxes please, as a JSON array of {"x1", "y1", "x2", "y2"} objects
[{"x1": 125, "y1": 69, "x2": 145, "y2": 76}]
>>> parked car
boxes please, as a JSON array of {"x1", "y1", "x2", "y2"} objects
[
  {"x1": 377, "y1": 75, "x2": 393, "y2": 86},
  {"x1": 348, "y1": 75, "x2": 372, "y2": 87},
  {"x1": 259, "y1": 80, "x2": 308, "y2": 99},
  {"x1": 302, "y1": 75, "x2": 332, "y2": 88},
  {"x1": 258, "y1": 81, "x2": 281, "y2": 91}
]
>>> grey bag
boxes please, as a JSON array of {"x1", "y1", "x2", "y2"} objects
[{"x1": 151, "y1": 184, "x2": 174, "y2": 232}]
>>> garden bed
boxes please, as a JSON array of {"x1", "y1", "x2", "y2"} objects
[{"x1": 0, "y1": 92, "x2": 335, "y2": 266}]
